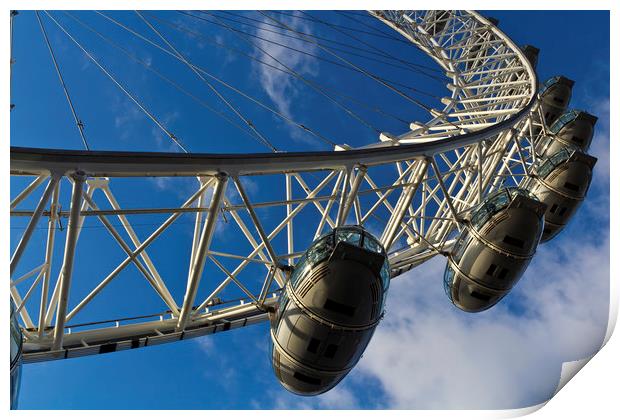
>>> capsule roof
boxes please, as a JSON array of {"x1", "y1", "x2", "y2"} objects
[
  {"x1": 549, "y1": 109, "x2": 598, "y2": 134},
  {"x1": 312, "y1": 225, "x2": 386, "y2": 257},
  {"x1": 536, "y1": 146, "x2": 597, "y2": 180},
  {"x1": 540, "y1": 75, "x2": 575, "y2": 94},
  {"x1": 468, "y1": 187, "x2": 544, "y2": 230},
  {"x1": 483, "y1": 16, "x2": 499, "y2": 26},
  {"x1": 294, "y1": 225, "x2": 390, "y2": 290},
  {"x1": 521, "y1": 45, "x2": 540, "y2": 69}
]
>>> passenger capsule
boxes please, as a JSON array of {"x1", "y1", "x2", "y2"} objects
[
  {"x1": 444, "y1": 188, "x2": 546, "y2": 312},
  {"x1": 525, "y1": 147, "x2": 597, "y2": 242},
  {"x1": 486, "y1": 16, "x2": 500, "y2": 26},
  {"x1": 539, "y1": 76, "x2": 574, "y2": 126},
  {"x1": 270, "y1": 226, "x2": 390, "y2": 395},
  {"x1": 521, "y1": 45, "x2": 540, "y2": 69},
  {"x1": 540, "y1": 109, "x2": 598, "y2": 158}
]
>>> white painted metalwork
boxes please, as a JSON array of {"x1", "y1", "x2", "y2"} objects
[{"x1": 10, "y1": 10, "x2": 547, "y2": 363}]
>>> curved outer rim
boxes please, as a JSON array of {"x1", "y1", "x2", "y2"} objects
[
  {"x1": 370, "y1": 10, "x2": 538, "y2": 139},
  {"x1": 9, "y1": 103, "x2": 533, "y2": 176},
  {"x1": 10, "y1": 10, "x2": 537, "y2": 178}
]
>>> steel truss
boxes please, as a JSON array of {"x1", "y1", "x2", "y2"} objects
[{"x1": 10, "y1": 10, "x2": 544, "y2": 363}]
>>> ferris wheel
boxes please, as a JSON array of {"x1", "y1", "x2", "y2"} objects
[{"x1": 9, "y1": 10, "x2": 599, "y2": 405}]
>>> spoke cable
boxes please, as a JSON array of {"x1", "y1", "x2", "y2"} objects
[
  {"x1": 192, "y1": 10, "x2": 443, "y2": 79},
  {"x1": 202, "y1": 11, "x2": 382, "y2": 136},
  {"x1": 268, "y1": 10, "x2": 413, "y2": 45},
  {"x1": 260, "y1": 11, "x2": 463, "y2": 132},
  {"x1": 43, "y1": 11, "x2": 189, "y2": 153},
  {"x1": 174, "y1": 11, "x2": 440, "y2": 99},
  {"x1": 36, "y1": 11, "x2": 90, "y2": 150},
  {"x1": 96, "y1": 11, "x2": 345, "y2": 149},
  {"x1": 63, "y1": 11, "x2": 265, "y2": 148},
  {"x1": 10, "y1": 10, "x2": 18, "y2": 111},
  {"x1": 135, "y1": 10, "x2": 278, "y2": 152},
  {"x1": 335, "y1": 11, "x2": 402, "y2": 38},
  {"x1": 298, "y1": 10, "x2": 445, "y2": 82},
  {"x1": 152, "y1": 12, "x2": 414, "y2": 129},
  {"x1": 209, "y1": 10, "x2": 413, "y2": 61}
]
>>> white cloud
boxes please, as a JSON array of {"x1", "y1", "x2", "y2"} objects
[
  {"x1": 352, "y1": 227, "x2": 609, "y2": 409},
  {"x1": 171, "y1": 14, "x2": 208, "y2": 51},
  {"x1": 314, "y1": 385, "x2": 360, "y2": 409},
  {"x1": 587, "y1": 98, "x2": 610, "y2": 184},
  {"x1": 329, "y1": 87, "x2": 612, "y2": 410},
  {"x1": 147, "y1": 176, "x2": 203, "y2": 215},
  {"x1": 252, "y1": 12, "x2": 319, "y2": 129},
  {"x1": 578, "y1": 98, "x2": 610, "y2": 231},
  {"x1": 213, "y1": 33, "x2": 237, "y2": 66},
  {"x1": 252, "y1": 377, "x2": 360, "y2": 410},
  {"x1": 142, "y1": 53, "x2": 153, "y2": 68},
  {"x1": 192, "y1": 204, "x2": 609, "y2": 410},
  {"x1": 113, "y1": 97, "x2": 143, "y2": 141},
  {"x1": 195, "y1": 335, "x2": 215, "y2": 353}
]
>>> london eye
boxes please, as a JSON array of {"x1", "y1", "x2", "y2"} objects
[{"x1": 9, "y1": 9, "x2": 606, "y2": 408}]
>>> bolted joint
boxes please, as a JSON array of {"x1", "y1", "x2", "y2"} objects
[
  {"x1": 215, "y1": 172, "x2": 228, "y2": 182},
  {"x1": 278, "y1": 264, "x2": 294, "y2": 274},
  {"x1": 71, "y1": 170, "x2": 87, "y2": 183}
]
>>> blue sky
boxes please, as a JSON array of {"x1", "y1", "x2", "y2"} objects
[{"x1": 9, "y1": 10, "x2": 610, "y2": 409}]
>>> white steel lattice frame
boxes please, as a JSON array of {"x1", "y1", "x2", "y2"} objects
[{"x1": 10, "y1": 10, "x2": 548, "y2": 363}]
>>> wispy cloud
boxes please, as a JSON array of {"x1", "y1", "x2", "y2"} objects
[
  {"x1": 251, "y1": 12, "x2": 319, "y2": 137},
  {"x1": 588, "y1": 98, "x2": 610, "y2": 184},
  {"x1": 112, "y1": 95, "x2": 143, "y2": 141},
  {"x1": 193, "y1": 213, "x2": 609, "y2": 409},
  {"x1": 345, "y1": 94, "x2": 611, "y2": 409},
  {"x1": 188, "y1": 153, "x2": 609, "y2": 409},
  {"x1": 269, "y1": 385, "x2": 360, "y2": 409},
  {"x1": 150, "y1": 110, "x2": 182, "y2": 152},
  {"x1": 214, "y1": 33, "x2": 237, "y2": 66},
  {"x1": 351, "y1": 226, "x2": 609, "y2": 409},
  {"x1": 185, "y1": 41, "x2": 611, "y2": 409},
  {"x1": 171, "y1": 14, "x2": 209, "y2": 51},
  {"x1": 579, "y1": 98, "x2": 610, "y2": 232},
  {"x1": 141, "y1": 52, "x2": 153, "y2": 69}
]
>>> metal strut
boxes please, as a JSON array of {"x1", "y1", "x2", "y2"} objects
[
  {"x1": 176, "y1": 174, "x2": 229, "y2": 331},
  {"x1": 52, "y1": 172, "x2": 86, "y2": 350},
  {"x1": 36, "y1": 11, "x2": 90, "y2": 150}
]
